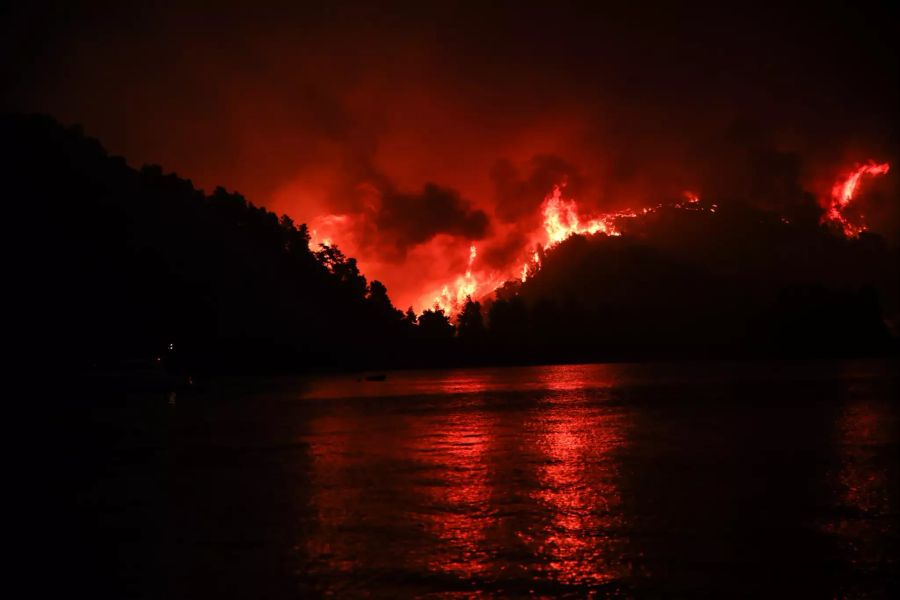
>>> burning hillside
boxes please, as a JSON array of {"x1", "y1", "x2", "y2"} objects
[{"x1": 310, "y1": 159, "x2": 893, "y2": 317}]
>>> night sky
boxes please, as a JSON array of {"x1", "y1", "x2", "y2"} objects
[{"x1": 4, "y1": 1, "x2": 898, "y2": 309}]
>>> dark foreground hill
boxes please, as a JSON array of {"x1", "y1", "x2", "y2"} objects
[
  {"x1": 4, "y1": 114, "x2": 414, "y2": 373},
  {"x1": 491, "y1": 217, "x2": 898, "y2": 362}
]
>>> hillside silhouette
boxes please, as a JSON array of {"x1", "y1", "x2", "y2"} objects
[
  {"x1": 4, "y1": 114, "x2": 897, "y2": 374},
  {"x1": 493, "y1": 211, "x2": 897, "y2": 362},
  {"x1": 5, "y1": 114, "x2": 415, "y2": 373}
]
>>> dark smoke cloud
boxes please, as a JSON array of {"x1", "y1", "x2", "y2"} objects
[
  {"x1": 695, "y1": 121, "x2": 823, "y2": 225},
  {"x1": 373, "y1": 183, "x2": 490, "y2": 259},
  {"x1": 491, "y1": 155, "x2": 585, "y2": 222},
  {"x1": 481, "y1": 227, "x2": 531, "y2": 270}
]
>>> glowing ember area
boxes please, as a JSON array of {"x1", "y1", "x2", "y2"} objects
[
  {"x1": 310, "y1": 214, "x2": 351, "y2": 248},
  {"x1": 824, "y1": 161, "x2": 890, "y2": 237},
  {"x1": 411, "y1": 186, "x2": 721, "y2": 314},
  {"x1": 423, "y1": 186, "x2": 649, "y2": 314},
  {"x1": 679, "y1": 191, "x2": 700, "y2": 206},
  {"x1": 425, "y1": 247, "x2": 535, "y2": 315},
  {"x1": 425, "y1": 243, "x2": 524, "y2": 314},
  {"x1": 426, "y1": 245, "x2": 480, "y2": 313},
  {"x1": 520, "y1": 251, "x2": 540, "y2": 284},
  {"x1": 542, "y1": 185, "x2": 628, "y2": 243}
]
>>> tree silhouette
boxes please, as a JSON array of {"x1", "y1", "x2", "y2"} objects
[
  {"x1": 456, "y1": 297, "x2": 486, "y2": 343},
  {"x1": 4, "y1": 114, "x2": 413, "y2": 372},
  {"x1": 417, "y1": 308, "x2": 455, "y2": 342}
]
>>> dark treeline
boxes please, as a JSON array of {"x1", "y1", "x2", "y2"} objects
[
  {"x1": 474, "y1": 194, "x2": 899, "y2": 362},
  {"x1": 477, "y1": 236, "x2": 897, "y2": 364},
  {"x1": 5, "y1": 114, "x2": 897, "y2": 375},
  {"x1": 5, "y1": 114, "x2": 414, "y2": 373}
]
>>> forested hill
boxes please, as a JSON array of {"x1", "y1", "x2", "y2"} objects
[{"x1": 4, "y1": 114, "x2": 413, "y2": 372}]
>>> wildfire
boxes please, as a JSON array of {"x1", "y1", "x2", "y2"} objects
[
  {"x1": 310, "y1": 214, "x2": 351, "y2": 248},
  {"x1": 824, "y1": 161, "x2": 890, "y2": 237},
  {"x1": 676, "y1": 191, "x2": 701, "y2": 207},
  {"x1": 425, "y1": 186, "x2": 644, "y2": 313},
  {"x1": 430, "y1": 244, "x2": 480, "y2": 313},
  {"x1": 521, "y1": 251, "x2": 541, "y2": 283},
  {"x1": 425, "y1": 185, "x2": 712, "y2": 314},
  {"x1": 541, "y1": 185, "x2": 628, "y2": 244},
  {"x1": 303, "y1": 160, "x2": 890, "y2": 316}
]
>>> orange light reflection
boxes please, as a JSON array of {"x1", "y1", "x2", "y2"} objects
[{"x1": 525, "y1": 367, "x2": 631, "y2": 586}]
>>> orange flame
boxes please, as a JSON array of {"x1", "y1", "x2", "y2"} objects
[
  {"x1": 429, "y1": 244, "x2": 480, "y2": 313},
  {"x1": 425, "y1": 186, "x2": 718, "y2": 312},
  {"x1": 310, "y1": 157, "x2": 892, "y2": 314},
  {"x1": 310, "y1": 214, "x2": 351, "y2": 248},
  {"x1": 541, "y1": 185, "x2": 625, "y2": 244},
  {"x1": 824, "y1": 161, "x2": 890, "y2": 237},
  {"x1": 520, "y1": 251, "x2": 542, "y2": 283}
]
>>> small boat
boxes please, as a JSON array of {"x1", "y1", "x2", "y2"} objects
[{"x1": 364, "y1": 373, "x2": 387, "y2": 382}]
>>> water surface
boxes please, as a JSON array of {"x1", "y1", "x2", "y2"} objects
[{"x1": 67, "y1": 361, "x2": 899, "y2": 597}]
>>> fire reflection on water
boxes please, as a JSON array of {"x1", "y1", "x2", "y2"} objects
[
  {"x1": 292, "y1": 363, "x2": 899, "y2": 595},
  {"x1": 527, "y1": 389, "x2": 630, "y2": 586},
  {"x1": 416, "y1": 409, "x2": 494, "y2": 578},
  {"x1": 301, "y1": 365, "x2": 632, "y2": 590},
  {"x1": 824, "y1": 394, "x2": 898, "y2": 576}
]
